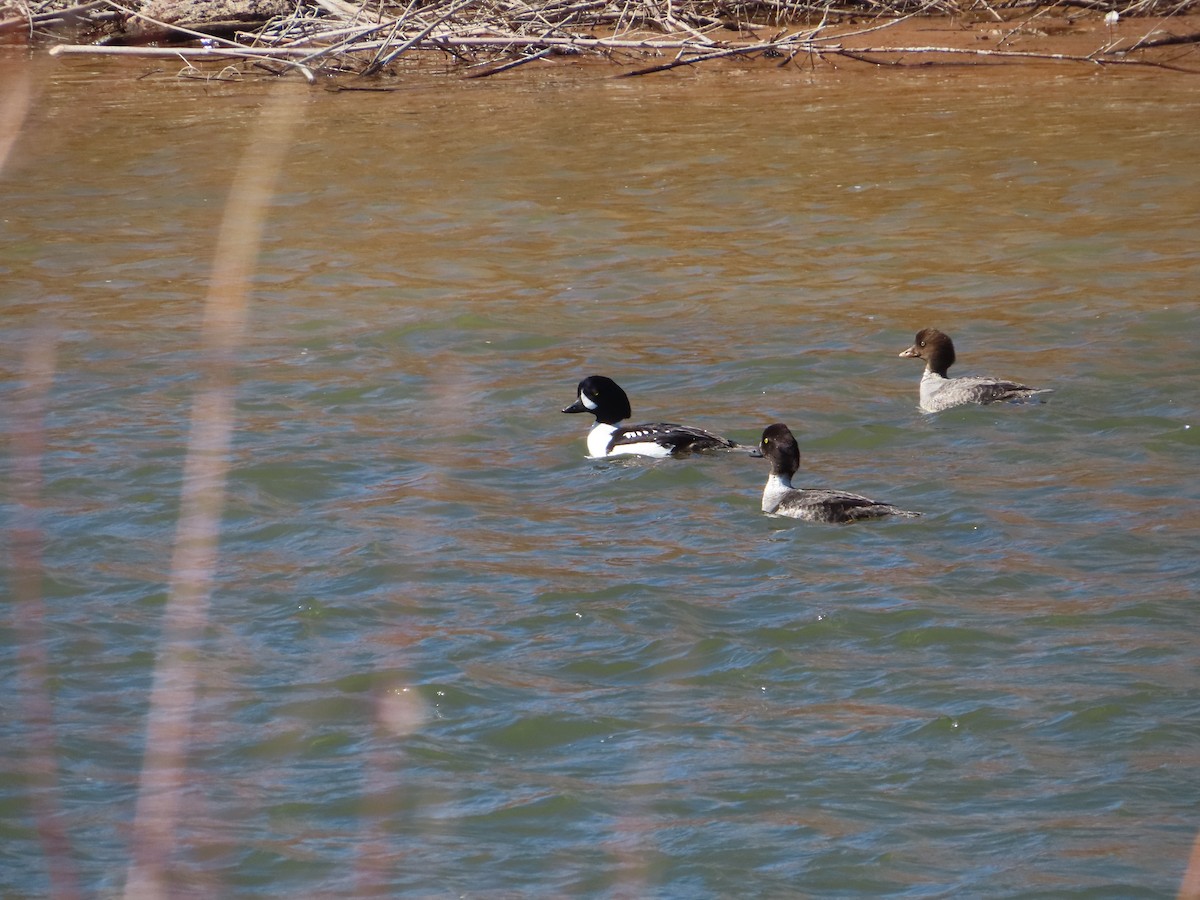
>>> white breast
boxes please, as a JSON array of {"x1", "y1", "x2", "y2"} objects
[
  {"x1": 586, "y1": 423, "x2": 619, "y2": 457},
  {"x1": 919, "y1": 371, "x2": 953, "y2": 412},
  {"x1": 761, "y1": 473, "x2": 793, "y2": 513}
]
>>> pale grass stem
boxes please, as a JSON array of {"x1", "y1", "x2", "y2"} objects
[
  {"x1": 121, "y1": 86, "x2": 304, "y2": 900},
  {"x1": 3, "y1": 63, "x2": 83, "y2": 900}
]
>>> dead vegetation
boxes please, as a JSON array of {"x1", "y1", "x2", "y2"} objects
[{"x1": 3, "y1": 0, "x2": 1199, "y2": 76}]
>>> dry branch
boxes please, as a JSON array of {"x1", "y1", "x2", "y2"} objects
[
  {"x1": 843, "y1": 39, "x2": 1200, "y2": 66},
  {"x1": 21, "y1": 0, "x2": 1200, "y2": 77},
  {"x1": 0, "y1": 0, "x2": 113, "y2": 34},
  {"x1": 1121, "y1": 25, "x2": 1200, "y2": 44},
  {"x1": 464, "y1": 42, "x2": 554, "y2": 74}
]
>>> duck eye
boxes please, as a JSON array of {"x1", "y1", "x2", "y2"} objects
[{"x1": 919, "y1": 340, "x2": 926, "y2": 347}]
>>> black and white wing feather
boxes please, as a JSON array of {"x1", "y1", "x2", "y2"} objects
[{"x1": 609, "y1": 422, "x2": 740, "y2": 456}]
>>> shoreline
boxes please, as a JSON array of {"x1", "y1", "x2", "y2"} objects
[{"x1": 6, "y1": 2, "x2": 1200, "y2": 77}]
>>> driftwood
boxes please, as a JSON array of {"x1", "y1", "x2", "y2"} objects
[
  {"x1": 840, "y1": 41, "x2": 1200, "y2": 68},
  {"x1": 20, "y1": 0, "x2": 1200, "y2": 76},
  {"x1": 0, "y1": 0, "x2": 116, "y2": 35},
  {"x1": 47, "y1": 29, "x2": 1200, "y2": 74}
]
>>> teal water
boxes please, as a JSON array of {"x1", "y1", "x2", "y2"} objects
[{"x1": 2, "y1": 57, "x2": 1200, "y2": 897}]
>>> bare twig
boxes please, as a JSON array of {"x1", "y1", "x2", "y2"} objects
[
  {"x1": 1123, "y1": 0, "x2": 1194, "y2": 47},
  {"x1": 843, "y1": 39, "x2": 1200, "y2": 66},
  {"x1": 100, "y1": 0, "x2": 317, "y2": 79},
  {"x1": 1123, "y1": 25, "x2": 1200, "y2": 45},
  {"x1": 617, "y1": 38, "x2": 793, "y2": 73},
  {"x1": 32, "y1": 0, "x2": 1200, "y2": 77},
  {"x1": 0, "y1": 0, "x2": 106, "y2": 35},
  {"x1": 360, "y1": 0, "x2": 481, "y2": 73},
  {"x1": 464, "y1": 42, "x2": 555, "y2": 74}
]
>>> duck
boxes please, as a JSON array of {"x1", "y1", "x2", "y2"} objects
[
  {"x1": 757, "y1": 423, "x2": 921, "y2": 523},
  {"x1": 562, "y1": 375, "x2": 742, "y2": 458},
  {"x1": 899, "y1": 328, "x2": 1052, "y2": 413}
]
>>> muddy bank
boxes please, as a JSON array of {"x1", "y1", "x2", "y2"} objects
[{"x1": 3, "y1": 0, "x2": 1199, "y2": 77}]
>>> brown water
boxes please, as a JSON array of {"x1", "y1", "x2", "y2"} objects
[{"x1": 3, "y1": 54, "x2": 1200, "y2": 897}]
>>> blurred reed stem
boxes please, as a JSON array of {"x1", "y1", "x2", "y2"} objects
[{"x1": 121, "y1": 85, "x2": 304, "y2": 900}]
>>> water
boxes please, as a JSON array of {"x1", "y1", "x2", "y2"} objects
[{"x1": 2, "y1": 55, "x2": 1199, "y2": 897}]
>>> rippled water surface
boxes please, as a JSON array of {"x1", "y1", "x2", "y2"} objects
[{"x1": 3, "y1": 56, "x2": 1199, "y2": 897}]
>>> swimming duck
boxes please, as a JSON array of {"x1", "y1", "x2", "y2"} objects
[
  {"x1": 899, "y1": 328, "x2": 1052, "y2": 412},
  {"x1": 758, "y1": 423, "x2": 921, "y2": 523},
  {"x1": 563, "y1": 375, "x2": 742, "y2": 458}
]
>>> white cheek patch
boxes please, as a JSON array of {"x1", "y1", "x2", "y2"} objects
[{"x1": 580, "y1": 392, "x2": 598, "y2": 411}]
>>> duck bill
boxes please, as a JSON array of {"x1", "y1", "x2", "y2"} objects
[
  {"x1": 562, "y1": 399, "x2": 588, "y2": 414},
  {"x1": 898, "y1": 346, "x2": 918, "y2": 358}
]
